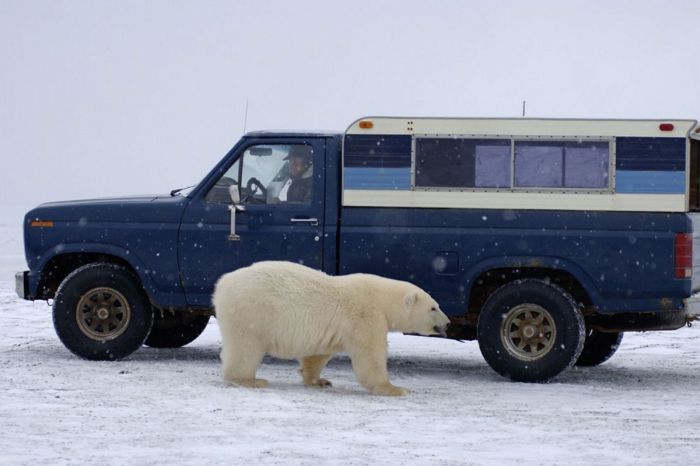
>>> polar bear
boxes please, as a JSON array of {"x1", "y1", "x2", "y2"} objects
[{"x1": 213, "y1": 261, "x2": 450, "y2": 396}]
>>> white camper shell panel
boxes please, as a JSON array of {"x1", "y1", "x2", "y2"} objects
[{"x1": 343, "y1": 117, "x2": 697, "y2": 213}]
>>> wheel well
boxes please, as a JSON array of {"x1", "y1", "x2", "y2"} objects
[
  {"x1": 467, "y1": 267, "x2": 593, "y2": 315},
  {"x1": 447, "y1": 267, "x2": 594, "y2": 341},
  {"x1": 37, "y1": 253, "x2": 139, "y2": 299}
]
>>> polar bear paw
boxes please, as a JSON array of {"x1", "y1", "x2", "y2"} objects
[
  {"x1": 304, "y1": 378, "x2": 333, "y2": 388},
  {"x1": 371, "y1": 384, "x2": 409, "y2": 396},
  {"x1": 230, "y1": 378, "x2": 269, "y2": 388}
]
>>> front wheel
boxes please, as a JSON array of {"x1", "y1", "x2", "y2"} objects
[
  {"x1": 575, "y1": 329, "x2": 623, "y2": 367},
  {"x1": 53, "y1": 263, "x2": 154, "y2": 360},
  {"x1": 477, "y1": 279, "x2": 585, "y2": 382}
]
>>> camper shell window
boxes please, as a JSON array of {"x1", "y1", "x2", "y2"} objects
[
  {"x1": 414, "y1": 138, "x2": 511, "y2": 188},
  {"x1": 514, "y1": 140, "x2": 610, "y2": 189},
  {"x1": 414, "y1": 136, "x2": 610, "y2": 191}
]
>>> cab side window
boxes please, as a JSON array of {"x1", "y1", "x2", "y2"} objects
[
  {"x1": 204, "y1": 144, "x2": 314, "y2": 204},
  {"x1": 204, "y1": 159, "x2": 240, "y2": 203}
]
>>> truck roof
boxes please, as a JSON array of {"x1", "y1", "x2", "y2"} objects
[
  {"x1": 243, "y1": 117, "x2": 700, "y2": 139},
  {"x1": 243, "y1": 130, "x2": 341, "y2": 138}
]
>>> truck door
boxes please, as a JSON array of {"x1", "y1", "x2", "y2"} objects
[{"x1": 178, "y1": 138, "x2": 326, "y2": 307}]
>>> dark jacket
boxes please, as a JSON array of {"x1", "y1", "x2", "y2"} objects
[{"x1": 287, "y1": 176, "x2": 312, "y2": 203}]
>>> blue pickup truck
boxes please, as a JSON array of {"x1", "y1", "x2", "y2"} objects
[{"x1": 16, "y1": 116, "x2": 700, "y2": 382}]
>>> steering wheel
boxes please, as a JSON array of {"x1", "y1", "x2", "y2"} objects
[{"x1": 245, "y1": 177, "x2": 267, "y2": 198}]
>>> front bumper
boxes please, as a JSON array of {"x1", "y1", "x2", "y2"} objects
[{"x1": 15, "y1": 271, "x2": 28, "y2": 300}]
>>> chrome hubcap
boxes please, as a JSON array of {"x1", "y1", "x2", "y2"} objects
[
  {"x1": 76, "y1": 287, "x2": 131, "y2": 341},
  {"x1": 501, "y1": 303, "x2": 556, "y2": 361}
]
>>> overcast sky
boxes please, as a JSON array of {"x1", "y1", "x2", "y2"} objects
[{"x1": 2, "y1": 0, "x2": 699, "y2": 222}]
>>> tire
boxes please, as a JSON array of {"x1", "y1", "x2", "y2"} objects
[
  {"x1": 575, "y1": 329, "x2": 623, "y2": 367},
  {"x1": 144, "y1": 311, "x2": 210, "y2": 348},
  {"x1": 477, "y1": 279, "x2": 585, "y2": 382},
  {"x1": 53, "y1": 263, "x2": 154, "y2": 360}
]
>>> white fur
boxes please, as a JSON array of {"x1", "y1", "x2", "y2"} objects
[{"x1": 213, "y1": 261, "x2": 451, "y2": 396}]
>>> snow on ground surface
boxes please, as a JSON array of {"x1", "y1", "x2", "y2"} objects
[{"x1": 1, "y1": 224, "x2": 699, "y2": 465}]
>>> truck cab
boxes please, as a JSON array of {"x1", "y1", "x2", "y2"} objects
[{"x1": 178, "y1": 133, "x2": 341, "y2": 307}]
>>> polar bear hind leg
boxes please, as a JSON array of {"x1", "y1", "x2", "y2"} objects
[
  {"x1": 300, "y1": 355, "x2": 334, "y2": 387},
  {"x1": 221, "y1": 338, "x2": 268, "y2": 388}
]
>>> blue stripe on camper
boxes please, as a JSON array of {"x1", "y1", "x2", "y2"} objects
[
  {"x1": 615, "y1": 170, "x2": 685, "y2": 194},
  {"x1": 344, "y1": 167, "x2": 411, "y2": 190},
  {"x1": 344, "y1": 135, "x2": 412, "y2": 168},
  {"x1": 616, "y1": 137, "x2": 685, "y2": 171}
]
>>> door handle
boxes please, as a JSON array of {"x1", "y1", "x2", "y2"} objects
[
  {"x1": 228, "y1": 205, "x2": 242, "y2": 241},
  {"x1": 290, "y1": 217, "x2": 319, "y2": 226}
]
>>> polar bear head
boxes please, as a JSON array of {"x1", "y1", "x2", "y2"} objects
[{"x1": 402, "y1": 287, "x2": 450, "y2": 337}]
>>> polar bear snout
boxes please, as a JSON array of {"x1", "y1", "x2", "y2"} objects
[
  {"x1": 431, "y1": 310, "x2": 450, "y2": 337},
  {"x1": 403, "y1": 289, "x2": 451, "y2": 337}
]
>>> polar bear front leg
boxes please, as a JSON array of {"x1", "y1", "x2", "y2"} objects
[
  {"x1": 349, "y1": 335, "x2": 409, "y2": 396},
  {"x1": 300, "y1": 355, "x2": 334, "y2": 387}
]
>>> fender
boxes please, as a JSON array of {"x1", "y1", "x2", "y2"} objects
[
  {"x1": 463, "y1": 255, "x2": 603, "y2": 309},
  {"x1": 29, "y1": 242, "x2": 188, "y2": 308}
]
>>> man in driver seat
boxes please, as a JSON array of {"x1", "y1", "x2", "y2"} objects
[{"x1": 278, "y1": 145, "x2": 313, "y2": 203}]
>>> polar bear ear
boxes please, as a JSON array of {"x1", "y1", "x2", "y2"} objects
[{"x1": 404, "y1": 292, "x2": 418, "y2": 312}]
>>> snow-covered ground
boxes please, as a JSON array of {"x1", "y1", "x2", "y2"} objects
[{"x1": 1, "y1": 224, "x2": 699, "y2": 465}]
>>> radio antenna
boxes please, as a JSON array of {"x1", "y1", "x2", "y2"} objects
[
  {"x1": 522, "y1": 100, "x2": 526, "y2": 117},
  {"x1": 243, "y1": 99, "x2": 249, "y2": 134}
]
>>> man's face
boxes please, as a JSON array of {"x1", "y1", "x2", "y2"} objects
[{"x1": 289, "y1": 156, "x2": 309, "y2": 178}]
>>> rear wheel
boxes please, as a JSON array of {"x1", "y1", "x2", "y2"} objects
[
  {"x1": 477, "y1": 279, "x2": 585, "y2": 382},
  {"x1": 53, "y1": 263, "x2": 153, "y2": 360},
  {"x1": 144, "y1": 311, "x2": 210, "y2": 348},
  {"x1": 575, "y1": 329, "x2": 623, "y2": 367}
]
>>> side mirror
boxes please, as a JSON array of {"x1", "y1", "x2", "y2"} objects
[
  {"x1": 228, "y1": 184, "x2": 240, "y2": 204},
  {"x1": 227, "y1": 185, "x2": 244, "y2": 242}
]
